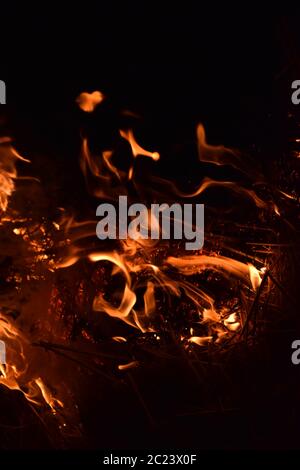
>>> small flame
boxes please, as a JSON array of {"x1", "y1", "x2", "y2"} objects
[
  {"x1": 166, "y1": 255, "x2": 262, "y2": 289},
  {"x1": 202, "y1": 307, "x2": 219, "y2": 323},
  {"x1": 223, "y1": 313, "x2": 240, "y2": 331},
  {"x1": 144, "y1": 281, "x2": 156, "y2": 317},
  {"x1": 120, "y1": 129, "x2": 160, "y2": 161},
  {"x1": 0, "y1": 139, "x2": 29, "y2": 212},
  {"x1": 197, "y1": 123, "x2": 238, "y2": 168},
  {"x1": 118, "y1": 360, "x2": 139, "y2": 371},
  {"x1": 188, "y1": 336, "x2": 213, "y2": 346},
  {"x1": 76, "y1": 91, "x2": 104, "y2": 112},
  {"x1": 112, "y1": 336, "x2": 127, "y2": 342},
  {"x1": 35, "y1": 377, "x2": 64, "y2": 412},
  {"x1": 0, "y1": 315, "x2": 63, "y2": 413},
  {"x1": 248, "y1": 263, "x2": 263, "y2": 290},
  {"x1": 180, "y1": 177, "x2": 268, "y2": 210}
]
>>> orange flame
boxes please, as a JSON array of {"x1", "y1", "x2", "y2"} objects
[
  {"x1": 0, "y1": 139, "x2": 29, "y2": 212},
  {"x1": 0, "y1": 93, "x2": 278, "y2": 433},
  {"x1": 120, "y1": 129, "x2": 160, "y2": 161},
  {"x1": 0, "y1": 315, "x2": 63, "y2": 413},
  {"x1": 76, "y1": 90, "x2": 104, "y2": 112}
]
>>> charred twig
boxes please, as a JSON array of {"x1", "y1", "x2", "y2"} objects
[
  {"x1": 126, "y1": 371, "x2": 156, "y2": 428},
  {"x1": 33, "y1": 341, "x2": 119, "y2": 383},
  {"x1": 267, "y1": 271, "x2": 298, "y2": 308},
  {"x1": 33, "y1": 340, "x2": 128, "y2": 361}
]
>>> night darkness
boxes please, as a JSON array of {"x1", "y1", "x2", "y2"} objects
[{"x1": 1, "y1": 6, "x2": 300, "y2": 466}]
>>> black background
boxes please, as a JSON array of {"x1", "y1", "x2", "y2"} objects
[
  {"x1": 1, "y1": 8, "x2": 299, "y2": 207},
  {"x1": 1, "y1": 8, "x2": 297, "y2": 147}
]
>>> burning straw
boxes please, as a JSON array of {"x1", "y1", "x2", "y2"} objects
[{"x1": 0, "y1": 92, "x2": 299, "y2": 445}]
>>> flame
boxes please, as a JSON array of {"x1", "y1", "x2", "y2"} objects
[
  {"x1": 143, "y1": 281, "x2": 156, "y2": 317},
  {"x1": 248, "y1": 263, "x2": 263, "y2": 290},
  {"x1": 202, "y1": 307, "x2": 219, "y2": 322},
  {"x1": 188, "y1": 336, "x2": 213, "y2": 346},
  {"x1": 223, "y1": 313, "x2": 240, "y2": 331},
  {"x1": 120, "y1": 129, "x2": 160, "y2": 161},
  {"x1": 0, "y1": 139, "x2": 29, "y2": 212},
  {"x1": 179, "y1": 177, "x2": 268, "y2": 210},
  {"x1": 118, "y1": 361, "x2": 139, "y2": 371},
  {"x1": 112, "y1": 336, "x2": 127, "y2": 342},
  {"x1": 94, "y1": 284, "x2": 137, "y2": 323},
  {"x1": 80, "y1": 138, "x2": 125, "y2": 198},
  {"x1": 197, "y1": 124, "x2": 238, "y2": 168},
  {"x1": 76, "y1": 90, "x2": 104, "y2": 112},
  {"x1": 0, "y1": 315, "x2": 63, "y2": 413},
  {"x1": 0, "y1": 91, "x2": 285, "y2": 438},
  {"x1": 35, "y1": 377, "x2": 64, "y2": 412},
  {"x1": 166, "y1": 255, "x2": 263, "y2": 290}
]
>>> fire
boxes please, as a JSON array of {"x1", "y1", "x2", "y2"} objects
[
  {"x1": 0, "y1": 138, "x2": 29, "y2": 211},
  {"x1": 188, "y1": 336, "x2": 213, "y2": 346},
  {"x1": 54, "y1": 107, "x2": 275, "y2": 343},
  {"x1": 197, "y1": 123, "x2": 238, "y2": 168},
  {"x1": 0, "y1": 315, "x2": 63, "y2": 413},
  {"x1": 166, "y1": 255, "x2": 261, "y2": 289},
  {"x1": 76, "y1": 90, "x2": 104, "y2": 112},
  {"x1": 223, "y1": 313, "x2": 240, "y2": 331},
  {"x1": 0, "y1": 89, "x2": 291, "y2": 439},
  {"x1": 202, "y1": 307, "x2": 219, "y2": 322},
  {"x1": 248, "y1": 263, "x2": 263, "y2": 290},
  {"x1": 118, "y1": 361, "x2": 139, "y2": 371},
  {"x1": 120, "y1": 129, "x2": 160, "y2": 161}
]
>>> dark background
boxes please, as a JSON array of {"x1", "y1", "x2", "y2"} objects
[
  {"x1": 1, "y1": 9, "x2": 298, "y2": 146},
  {"x1": 1, "y1": 8, "x2": 299, "y2": 190},
  {"x1": 1, "y1": 8, "x2": 299, "y2": 206},
  {"x1": 1, "y1": 6, "x2": 300, "y2": 453}
]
